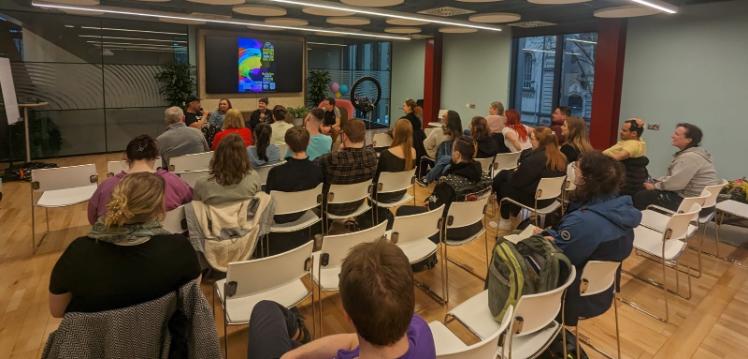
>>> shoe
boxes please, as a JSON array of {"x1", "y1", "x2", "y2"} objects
[
  {"x1": 416, "y1": 177, "x2": 429, "y2": 187},
  {"x1": 497, "y1": 218, "x2": 513, "y2": 231}
]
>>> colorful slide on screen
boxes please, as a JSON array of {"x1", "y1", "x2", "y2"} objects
[{"x1": 238, "y1": 37, "x2": 276, "y2": 93}]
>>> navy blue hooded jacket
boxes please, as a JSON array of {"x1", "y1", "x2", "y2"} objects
[{"x1": 546, "y1": 195, "x2": 641, "y2": 325}]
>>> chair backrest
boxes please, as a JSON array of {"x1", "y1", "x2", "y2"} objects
[
  {"x1": 510, "y1": 265, "x2": 576, "y2": 337},
  {"x1": 439, "y1": 306, "x2": 513, "y2": 359},
  {"x1": 31, "y1": 164, "x2": 98, "y2": 192},
  {"x1": 372, "y1": 132, "x2": 393, "y2": 148},
  {"x1": 225, "y1": 240, "x2": 313, "y2": 299},
  {"x1": 178, "y1": 170, "x2": 210, "y2": 188},
  {"x1": 169, "y1": 151, "x2": 213, "y2": 173},
  {"x1": 391, "y1": 205, "x2": 445, "y2": 245},
  {"x1": 536, "y1": 176, "x2": 567, "y2": 201},
  {"x1": 447, "y1": 194, "x2": 490, "y2": 229},
  {"x1": 494, "y1": 152, "x2": 521, "y2": 172},
  {"x1": 270, "y1": 183, "x2": 324, "y2": 215},
  {"x1": 665, "y1": 205, "x2": 701, "y2": 240},
  {"x1": 256, "y1": 161, "x2": 286, "y2": 185},
  {"x1": 276, "y1": 143, "x2": 288, "y2": 159},
  {"x1": 106, "y1": 159, "x2": 161, "y2": 177},
  {"x1": 675, "y1": 193, "x2": 709, "y2": 213},
  {"x1": 376, "y1": 168, "x2": 416, "y2": 194},
  {"x1": 701, "y1": 179, "x2": 728, "y2": 209},
  {"x1": 327, "y1": 180, "x2": 372, "y2": 204},
  {"x1": 320, "y1": 221, "x2": 388, "y2": 269},
  {"x1": 475, "y1": 157, "x2": 494, "y2": 175},
  {"x1": 161, "y1": 205, "x2": 186, "y2": 233},
  {"x1": 580, "y1": 261, "x2": 620, "y2": 297}
]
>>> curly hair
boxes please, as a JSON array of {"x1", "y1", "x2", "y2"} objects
[
  {"x1": 573, "y1": 151, "x2": 625, "y2": 204},
  {"x1": 210, "y1": 134, "x2": 251, "y2": 186}
]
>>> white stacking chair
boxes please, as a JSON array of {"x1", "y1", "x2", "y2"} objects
[
  {"x1": 561, "y1": 162, "x2": 577, "y2": 214},
  {"x1": 372, "y1": 132, "x2": 393, "y2": 149},
  {"x1": 500, "y1": 176, "x2": 566, "y2": 227},
  {"x1": 161, "y1": 205, "x2": 186, "y2": 234},
  {"x1": 256, "y1": 161, "x2": 286, "y2": 187},
  {"x1": 312, "y1": 221, "x2": 387, "y2": 334},
  {"x1": 371, "y1": 168, "x2": 416, "y2": 221},
  {"x1": 621, "y1": 205, "x2": 701, "y2": 322},
  {"x1": 697, "y1": 180, "x2": 729, "y2": 259},
  {"x1": 388, "y1": 205, "x2": 445, "y2": 303},
  {"x1": 30, "y1": 164, "x2": 98, "y2": 252},
  {"x1": 169, "y1": 151, "x2": 213, "y2": 173},
  {"x1": 106, "y1": 158, "x2": 161, "y2": 177},
  {"x1": 264, "y1": 184, "x2": 324, "y2": 256},
  {"x1": 214, "y1": 241, "x2": 314, "y2": 357},
  {"x1": 475, "y1": 156, "x2": 495, "y2": 176},
  {"x1": 324, "y1": 180, "x2": 373, "y2": 233},
  {"x1": 429, "y1": 305, "x2": 513, "y2": 359},
  {"x1": 573, "y1": 261, "x2": 622, "y2": 359},
  {"x1": 715, "y1": 199, "x2": 748, "y2": 261},
  {"x1": 177, "y1": 170, "x2": 210, "y2": 188},
  {"x1": 492, "y1": 151, "x2": 522, "y2": 176},
  {"x1": 276, "y1": 143, "x2": 288, "y2": 159}
]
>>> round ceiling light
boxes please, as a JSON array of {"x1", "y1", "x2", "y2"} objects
[
  {"x1": 302, "y1": 7, "x2": 356, "y2": 17},
  {"x1": 594, "y1": 5, "x2": 661, "y2": 18},
  {"x1": 340, "y1": 0, "x2": 404, "y2": 7},
  {"x1": 47, "y1": 0, "x2": 99, "y2": 4},
  {"x1": 233, "y1": 5, "x2": 287, "y2": 17},
  {"x1": 264, "y1": 17, "x2": 309, "y2": 26},
  {"x1": 385, "y1": 18, "x2": 428, "y2": 26},
  {"x1": 468, "y1": 12, "x2": 521, "y2": 23},
  {"x1": 527, "y1": 0, "x2": 591, "y2": 4},
  {"x1": 384, "y1": 27, "x2": 421, "y2": 34},
  {"x1": 186, "y1": 0, "x2": 244, "y2": 5},
  {"x1": 326, "y1": 17, "x2": 371, "y2": 26},
  {"x1": 438, "y1": 27, "x2": 478, "y2": 33}
]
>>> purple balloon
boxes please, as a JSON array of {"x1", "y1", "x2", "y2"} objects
[{"x1": 329, "y1": 82, "x2": 340, "y2": 93}]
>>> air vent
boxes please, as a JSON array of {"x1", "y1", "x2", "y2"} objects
[
  {"x1": 510, "y1": 21, "x2": 556, "y2": 28},
  {"x1": 418, "y1": 6, "x2": 475, "y2": 17}
]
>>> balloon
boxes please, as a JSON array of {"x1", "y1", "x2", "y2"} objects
[
  {"x1": 329, "y1": 82, "x2": 340, "y2": 93},
  {"x1": 335, "y1": 91, "x2": 342, "y2": 99},
  {"x1": 339, "y1": 84, "x2": 349, "y2": 95}
]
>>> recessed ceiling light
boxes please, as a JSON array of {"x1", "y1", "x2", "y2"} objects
[
  {"x1": 628, "y1": 0, "x2": 678, "y2": 14},
  {"x1": 340, "y1": 0, "x2": 404, "y2": 7},
  {"x1": 385, "y1": 18, "x2": 428, "y2": 26},
  {"x1": 264, "y1": 17, "x2": 309, "y2": 26},
  {"x1": 594, "y1": 5, "x2": 661, "y2": 18},
  {"x1": 326, "y1": 17, "x2": 371, "y2": 26},
  {"x1": 233, "y1": 5, "x2": 287, "y2": 17},
  {"x1": 468, "y1": 12, "x2": 521, "y2": 24},
  {"x1": 439, "y1": 27, "x2": 478, "y2": 33},
  {"x1": 302, "y1": 7, "x2": 355, "y2": 17},
  {"x1": 384, "y1": 27, "x2": 421, "y2": 34}
]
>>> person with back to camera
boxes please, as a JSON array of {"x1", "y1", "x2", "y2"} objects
[
  {"x1": 471, "y1": 116, "x2": 500, "y2": 158},
  {"x1": 304, "y1": 108, "x2": 333, "y2": 161},
  {"x1": 416, "y1": 110, "x2": 463, "y2": 186},
  {"x1": 485, "y1": 100, "x2": 506, "y2": 134},
  {"x1": 401, "y1": 98, "x2": 427, "y2": 162},
  {"x1": 157, "y1": 106, "x2": 209, "y2": 169},
  {"x1": 211, "y1": 108, "x2": 253, "y2": 150},
  {"x1": 194, "y1": 134, "x2": 260, "y2": 205},
  {"x1": 247, "y1": 123, "x2": 281, "y2": 168},
  {"x1": 270, "y1": 105, "x2": 295, "y2": 146},
  {"x1": 502, "y1": 109, "x2": 533, "y2": 153}
]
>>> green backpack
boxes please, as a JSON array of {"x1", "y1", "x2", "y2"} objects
[{"x1": 487, "y1": 234, "x2": 573, "y2": 322}]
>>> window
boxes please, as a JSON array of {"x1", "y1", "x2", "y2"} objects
[{"x1": 512, "y1": 32, "x2": 597, "y2": 126}]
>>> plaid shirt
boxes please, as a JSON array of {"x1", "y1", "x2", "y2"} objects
[{"x1": 320, "y1": 147, "x2": 378, "y2": 215}]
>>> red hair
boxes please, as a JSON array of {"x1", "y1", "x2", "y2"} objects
[{"x1": 505, "y1": 109, "x2": 528, "y2": 142}]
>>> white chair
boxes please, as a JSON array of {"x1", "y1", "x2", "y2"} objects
[
  {"x1": 622, "y1": 205, "x2": 701, "y2": 322},
  {"x1": 106, "y1": 158, "x2": 160, "y2": 177},
  {"x1": 475, "y1": 156, "x2": 495, "y2": 176},
  {"x1": 429, "y1": 305, "x2": 513, "y2": 359},
  {"x1": 372, "y1": 132, "x2": 393, "y2": 148},
  {"x1": 214, "y1": 241, "x2": 314, "y2": 357},
  {"x1": 276, "y1": 143, "x2": 288, "y2": 159},
  {"x1": 698, "y1": 180, "x2": 729, "y2": 259},
  {"x1": 177, "y1": 170, "x2": 210, "y2": 188},
  {"x1": 162, "y1": 205, "x2": 186, "y2": 234},
  {"x1": 371, "y1": 168, "x2": 416, "y2": 221},
  {"x1": 715, "y1": 199, "x2": 748, "y2": 261},
  {"x1": 265, "y1": 184, "x2": 324, "y2": 256},
  {"x1": 324, "y1": 180, "x2": 373, "y2": 233},
  {"x1": 493, "y1": 152, "x2": 522, "y2": 176},
  {"x1": 573, "y1": 260, "x2": 622, "y2": 359},
  {"x1": 169, "y1": 151, "x2": 213, "y2": 173},
  {"x1": 388, "y1": 205, "x2": 445, "y2": 303},
  {"x1": 312, "y1": 221, "x2": 387, "y2": 334},
  {"x1": 256, "y1": 161, "x2": 286, "y2": 187},
  {"x1": 30, "y1": 164, "x2": 98, "y2": 252},
  {"x1": 500, "y1": 176, "x2": 566, "y2": 227}
]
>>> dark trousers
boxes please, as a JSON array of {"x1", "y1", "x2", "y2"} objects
[
  {"x1": 633, "y1": 189, "x2": 683, "y2": 211},
  {"x1": 494, "y1": 170, "x2": 537, "y2": 219},
  {"x1": 247, "y1": 301, "x2": 299, "y2": 359}
]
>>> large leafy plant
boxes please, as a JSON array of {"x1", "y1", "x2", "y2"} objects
[
  {"x1": 308, "y1": 70, "x2": 330, "y2": 107},
  {"x1": 154, "y1": 63, "x2": 195, "y2": 107}
]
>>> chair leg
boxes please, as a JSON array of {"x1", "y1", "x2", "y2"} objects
[
  {"x1": 661, "y1": 256, "x2": 670, "y2": 322},
  {"x1": 442, "y1": 243, "x2": 450, "y2": 304},
  {"x1": 614, "y1": 294, "x2": 621, "y2": 359},
  {"x1": 223, "y1": 312, "x2": 229, "y2": 359}
]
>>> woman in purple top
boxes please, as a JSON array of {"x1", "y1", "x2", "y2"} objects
[{"x1": 87, "y1": 135, "x2": 192, "y2": 225}]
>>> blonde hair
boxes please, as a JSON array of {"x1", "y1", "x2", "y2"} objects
[
  {"x1": 104, "y1": 172, "x2": 165, "y2": 228},
  {"x1": 564, "y1": 117, "x2": 593, "y2": 153},
  {"x1": 533, "y1": 127, "x2": 567, "y2": 173},
  {"x1": 391, "y1": 118, "x2": 414, "y2": 170},
  {"x1": 222, "y1": 108, "x2": 245, "y2": 130}
]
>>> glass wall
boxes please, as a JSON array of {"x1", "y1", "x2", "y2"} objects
[
  {"x1": 512, "y1": 32, "x2": 597, "y2": 126},
  {"x1": 0, "y1": 9, "x2": 188, "y2": 162}
]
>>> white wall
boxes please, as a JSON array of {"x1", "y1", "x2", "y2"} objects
[
  {"x1": 390, "y1": 39, "x2": 425, "y2": 125},
  {"x1": 619, "y1": 0, "x2": 748, "y2": 179},
  {"x1": 441, "y1": 31, "x2": 513, "y2": 128}
]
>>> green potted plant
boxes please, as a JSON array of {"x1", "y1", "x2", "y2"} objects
[
  {"x1": 287, "y1": 106, "x2": 309, "y2": 126},
  {"x1": 308, "y1": 70, "x2": 330, "y2": 107},
  {"x1": 154, "y1": 63, "x2": 196, "y2": 107}
]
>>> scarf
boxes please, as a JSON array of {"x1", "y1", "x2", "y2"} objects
[{"x1": 89, "y1": 220, "x2": 170, "y2": 246}]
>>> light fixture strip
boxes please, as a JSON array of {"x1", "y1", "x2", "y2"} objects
[
  {"x1": 32, "y1": 1, "x2": 411, "y2": 41},
  {"x1": 269, "y1": 0, "x2": 501, "y2": 32},
  {"x1": 629, "y1": 0, "x2": 678, "y2": 14},
  {"x1": 80, "y1": 26, "x2": 187, "y2": 36},
  {"x1": 86, "y1": 40, "x2": 184, "y2": 47},
  {"x1": 307, "y1": 41, "x2": 348, "y2": 47},
  {"x1": 79, "y1": 34, "x2": 188, "y2": 43}
]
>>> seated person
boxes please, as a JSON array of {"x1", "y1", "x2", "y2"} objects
[
  {"x1": 247, "y1": 123, "x2": 281, "y2": 168},
  {"x1": 194, "y1": 134, "x2": 260, "y2": 205},
  {"x1": 502, "y1": 109, "x2": 533, "y2": 153},
  {"x1": 88, "y1": 135, "x2": 192, "y2": 225},
  {"x1": 50, "y1": 172, "x2": 200, "y2": 317},
  {"x1": 247, "y1": 240, "x2": 435, "y2": 359},
  {"x1": 375, "y1": 118, "x2": 417, "y2": 204},
  {"x1": 157, "y1": 106, "x2": 209, "y2": 169},
  {"x1": 305, "y1": 108, "x2": 333, "y2": 161},
  {"x1": 604, "y1": 118, "x2": 649, "y2": 196},
  {"x1": 270, "y1": 105, "x2": 294, "y2": 146},
  {"x1": 422, "y1": 112, "x2": 452, "y2": 160},
  {"x1": 319, "y1": 97, "x2": 341, "y2": 136},
  {"x1": 206, "y1": 98, "x2": 231, "y2": 129},
  {"x1": 319, "y1": 119, "x2": 378, "y2": 217},
  {"x1": 471, "y1": 116, "x2": 500, "y2": 158},
  {"x1": 401, "y1": 99, "x2": 427, "y2": 162},
  {"x1": 551, "y1": 106, "x2": 571, "y2": 143},
  {"x1": 211, "y1": 108, "x2": 253, "y2": 150},
  {"x1": 247, "y1": 97, "x2": 271, "y2": 131},
  {"x1": 183, "y1": 95, "x2": 205, "y2": 128},
  {"x1": 417, "y1": 110, "x2": 463, "y2": 186},
  {"x1": 543, "y1": 152, "x2": 641, "y2": 325},
  {"x1": 634, "y1": 123, "x2": 720, "y2": 211},
  {"x1": 560, "y1": 116, "x2": 593, "y2": 163},
  {"x1": 494, "y1": 127, "x2": 567, "y2": 231},
  {"x1": 485, "y1": 101, "x2": 506, "y2": 134}
]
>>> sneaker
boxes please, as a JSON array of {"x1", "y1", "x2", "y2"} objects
[
  {"x1": 416, "y1": 177, "x2": 429, "y2": 187},
  {"x1": 497, "y1": 218, "x2": 513, "y2": 231}
]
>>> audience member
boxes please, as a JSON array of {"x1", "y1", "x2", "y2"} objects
[
  {"x1": 417, "y1": 110, "x2": 463, "y2": 185},
  {"x1": 544, "y1": 152, "x2": 640, "y2": 325},
  {"x1": 247, "y1": 97, "x2": 271, "y2": 131},
  {"x1": 206, "y1": 98, "x2": 231, "y2": 129},
  {"x1": 157, "y1": 106, "x2": 209, "y2": 169},
  {"x1": 560, "y1": 116, "x2": 593, "y2": 163},
  {"x1": 304, "y1": 108, "x2": 332, "y2": 161},
  {"x1": 414, "y1": 99, "x2": 424, "y2": 121},
  {"x1": 319, "y1": 119, "x2": 378, "y2": 217},
  {"x1": 485, "y1": 101, "x2": 506, "y2": 134},
  {"x1": 422, "y1": 111, "x2": 451, "y2": 159},
  {"x1": 471, "y1": 116, "x2": 500, "y2": 158},
  {"x1": 494, "y1": 127, "x2": 567, "y2": 230},
  {"x1": 603, "y1": 118, "x2": 647, "y2": 161},
  {"x1": 634, "y1": 123, "x2": 720, "y2": 211},
  {"x1": 401, "y1": 99, "x2": 427, "y2": 162},
  {"x1": 247, "y1": 240, "x2": 435, "y2": 359},
  {"x1": 211, "y1": 109, "x2": 253, "y2": 150},
  {"x1": 49, "y1": 172, "x2": 200, "y2": 317},
  {"x1": 502, "y1": 109, "x2": 532, "y2": 152},
  {"x1": 319, "y1": 97, "x2": 341, "y2": 134},
  {"x1": 270, "y1": 105, "x2": 294, "y2": 145},
  {"x1": 194, "y1": 134, "x2": 260, "y2": 205},
  {"x1": 247, "y1": 123, "x2": 281, "y2": 168},
  {"x1": 551, "y1": 105, "x2": 571, "y2": 142},
  {"x1": 376, "y1": 118, "x2": 416, "y2": 204},
  {"x1": 183, "y1": 95, "x2": 205, "y2": 129},
  {"x1": 88, "y1": 135, "x2": 191, "y2": 225}
]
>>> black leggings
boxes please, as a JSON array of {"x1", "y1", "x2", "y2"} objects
[
  {"x1": 247, "y1": 301, "x2": 300, "y2": 359},
  {"x1": 633, "y1": 190, "x2": 683, "y2": 211}
]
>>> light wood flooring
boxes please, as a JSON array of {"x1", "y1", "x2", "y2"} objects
[{"x1": 1, "y1": 153, "x2": 748, "y2": 359}]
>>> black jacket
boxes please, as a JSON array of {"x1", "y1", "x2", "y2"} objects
[
  {"x1": 429, "y1": 161, "x2": 486, "y2": 212},
  {"x1": 247, "y1": 109, "x2": 271, "y2": 131},
  {"x1": 621, "y1": 156, "x2": 649, "y2": 196},
  {"x1": 475, "y1": 135, "x2": 500, "y2": 158},
  {"x1": 511, "y1": 149, "x2": 567, "y2": 195},
  {"x1": 403, "y1": 113, "x2": 427, "y2": 162}
]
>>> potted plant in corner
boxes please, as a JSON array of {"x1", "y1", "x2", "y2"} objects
[
  {"x1": 154, "y1": 63, "x2": 196, "y2": 107},
  {"x1": 287, "y1": 106, "x2": 309, "y2": 126},
  {"x1": 308, "y1": 69, "x2": 330, "y2": 107}
]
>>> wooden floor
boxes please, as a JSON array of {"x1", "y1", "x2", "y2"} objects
[{"x1": 1, "y1": 153, "x2": 748, "y2": 359}]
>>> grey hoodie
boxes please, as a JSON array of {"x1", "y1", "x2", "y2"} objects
[{"x1": 654, "y1": 146, "x2": 720, "y2": 197}]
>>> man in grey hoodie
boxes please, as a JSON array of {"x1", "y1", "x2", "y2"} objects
[{"x1": 633, "y1": 123, "x2": 720, "y2": 211}]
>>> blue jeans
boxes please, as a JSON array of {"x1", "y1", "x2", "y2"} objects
[{"x1": 425, "y1": 155, "x2": 451, "y2": 183}]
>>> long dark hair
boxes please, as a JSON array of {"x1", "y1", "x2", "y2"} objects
[
  {"x1": 254, "y1": 123, "x2": 272, "y2": 162},
  {"x1": 210, "y1": 134, "x2": 251, "y2": 186},
  {"x1": 445, "y1": 110, "x2": 463, "y2": 138},
  {"x1": 573, "y1": 151, "x2": 624, "y2": 204}
]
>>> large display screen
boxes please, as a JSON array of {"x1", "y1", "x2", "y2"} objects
[{"x1": 205, "y1": 34, "x2": 303, "y2": 94}]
